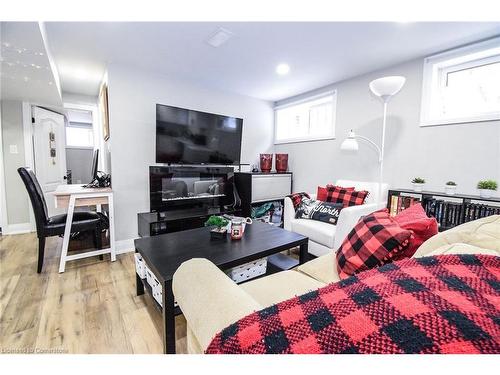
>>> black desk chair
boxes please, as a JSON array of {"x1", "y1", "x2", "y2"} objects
[{"x1": 18, "y1": 167, "x2": 109, "y2": 273}]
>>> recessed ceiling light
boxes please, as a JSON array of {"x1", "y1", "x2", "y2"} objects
[
  {"x1": 23, "y1": 76, "x2": 29, "y2": 82},
  {"x1": 206, "y1": 27, "x2": 234, "y2": 48},
  {"x1": 276, "y1": 63, "x2": 290, "y2": 75}
]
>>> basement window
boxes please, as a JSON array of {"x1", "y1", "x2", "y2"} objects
[
  {"x1": 66, "y1": 122, "x2": 94, "y2": 148},
  {"x1": 274, "y1": 91, "x2": 337, "y2": 144},
  {"x1": 420, "y1": 37, "x2": 500, "y2": 126}
]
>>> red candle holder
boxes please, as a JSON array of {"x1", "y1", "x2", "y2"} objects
[
  {"x1": 259, "y1": 154, "x2": 273, "y2": 173},
  {"x1": 275, "y1": 153, "x2": 288, "y2": 173}
]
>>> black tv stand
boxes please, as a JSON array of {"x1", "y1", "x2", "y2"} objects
[{"x1": 138, "y1": 208, "x2": 241, "y2": 237}]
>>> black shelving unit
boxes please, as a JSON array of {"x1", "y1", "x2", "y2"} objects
[{"x1": 387, "y1": 189, "x2": 500, "y2": 231}]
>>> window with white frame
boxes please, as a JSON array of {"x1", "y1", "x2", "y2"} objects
[
  {"x1": 65, "y1": 122, "x2": 94, "y2": 148},
  {"x1": 420, "y1": 37, "x2": 500, "y2": 126},
  {"x1": 274, "y1": 91, "x2": 336, "y2": 144}
]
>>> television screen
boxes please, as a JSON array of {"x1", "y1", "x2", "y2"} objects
[{"x1": 156, "y1": 104, "x2": 243, "y2": 165}]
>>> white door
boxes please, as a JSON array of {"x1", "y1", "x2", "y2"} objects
[{"x1": 32, "y1": 106, "x2": 67, "y2": 217}]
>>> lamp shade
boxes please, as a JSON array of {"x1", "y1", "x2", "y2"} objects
[
  {"x1": 369, "y1": 76, "x2": 406, "y2": 101},
  {"x1": 340, "y1": 130, "x2": 359, "y2": 152}
]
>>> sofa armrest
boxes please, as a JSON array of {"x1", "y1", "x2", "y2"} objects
[
  {"x1": 333, "y1": 203, "x2": 386, "y2": 250},
  {"x1": 172, "y1": 258, "x2": 261, "y2": 352},
  {"x1": 283, "y1": 197, "x2": 295, "y2": 231}
]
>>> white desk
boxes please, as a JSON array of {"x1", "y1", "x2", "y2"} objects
[{"x1": 53, "y1": 184, "x2": 116, "y2": 273}]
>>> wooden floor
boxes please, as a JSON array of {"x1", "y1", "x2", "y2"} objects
[{"x1": 0, "y1": 232, "x2": 187, "y2": 354}]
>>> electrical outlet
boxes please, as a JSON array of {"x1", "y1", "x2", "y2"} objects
[{"x1": 9, "y1": 144, "x2": 18, "y2": 154}]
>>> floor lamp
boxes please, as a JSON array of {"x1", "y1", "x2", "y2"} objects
[{"x1": 340, "y1": 76, "x2": 406, "y2": 201}]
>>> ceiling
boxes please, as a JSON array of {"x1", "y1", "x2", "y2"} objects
[
  {"x1": 1, "y1": 22, "x2": 62, "y2": 105},
  {"x1": 6, "y1": 22, "x2": 500, "y2": 103}
]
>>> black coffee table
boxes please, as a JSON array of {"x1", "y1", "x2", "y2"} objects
[{"x1": 134, "y1": 221, "x2": 308, "y2": 354}]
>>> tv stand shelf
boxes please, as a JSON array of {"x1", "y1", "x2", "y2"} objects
[{"x1": 138, "y1": 208, "x2": 241, "y2": 237}]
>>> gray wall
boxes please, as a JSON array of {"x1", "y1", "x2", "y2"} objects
[
  {"x1": 65, "y1": 147, "x2": 93, "y2": 184},
  {"x1": 1, "y1": 100, "x2": 30, "y2": 224},
  {"x1": 275, "y1": 58, "x2": 500, "y2": 195},
  {"x1": 107, "y1": 64, "x2": 275, "y2": 242}
]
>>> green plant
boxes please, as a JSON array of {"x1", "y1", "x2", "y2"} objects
[
  {"x1": 204, "y1": 215, "x2": 229, "y2": 228},
  {"x1": 412, "y1": 177, "x2": 426, "y2": 184},
  {"x1": 445, "y1": 181, "x2": 457, "y2": 186},
  {"x1": 477, "y1": 180, "x2": 498, "y2": 191}
]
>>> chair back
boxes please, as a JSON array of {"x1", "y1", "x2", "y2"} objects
[
  {"x1": 335, "y1": 179, "x2": 389, "y2": 204},
  {"x1": 17, "y1": 167, "x2": 49, "y2": 233}
]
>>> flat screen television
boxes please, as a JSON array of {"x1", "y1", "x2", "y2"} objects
[{"x1": 156, "y1": 104, "x2": 243, "y2": 165}]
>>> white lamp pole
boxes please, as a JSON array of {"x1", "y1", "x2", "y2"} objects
[{"x1": 341, "y1": 76, "x2": 406, "y2": 201}]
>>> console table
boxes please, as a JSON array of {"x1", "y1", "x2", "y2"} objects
[
  {"x1": 53, "y1": 184, "x2": 116, "y2": 273},
  {"x1": 134, "y1": 221, "x2": 308, "y2": 354}
]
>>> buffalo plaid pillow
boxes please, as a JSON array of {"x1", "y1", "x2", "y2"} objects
[
  {"x1": 287, "y1": 192, "x2": 310, "y2": 210},
  {"x1": 324, "y1": 185, "x2": 369, "y2": 207},
  {"x1": 317, "y1": 185, "x2": 354, "y2": 201},
  {"x1": 336, "y1": 209, "x2": 412, "y2": 279}
]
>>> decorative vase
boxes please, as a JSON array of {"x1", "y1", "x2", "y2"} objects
[
  {"x1": 412, "y1": 183, "x2": 425, "y2": 192},
  {"x1": 275, "y1": 153, "x2": 288, "y2": 173},
  {"x1": 478, "y1": 189, "x2": 493, "y2": 198},
  {"x1": 259, "y1": 154, "x2": 273, "y2": 173},
  {"x1": 444, "y1": 185, "x2": 457, "y2": 195},
  {"x1": 230, "y1": 218, "x2": 244, "y2": 240}
]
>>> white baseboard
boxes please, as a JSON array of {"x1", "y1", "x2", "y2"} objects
[
  {"x1": 115, "y1": 238, "x2": 136, "y2": 254},
  {"x1": 3, "y1": 222, "x2": 35, "y2": 235}
]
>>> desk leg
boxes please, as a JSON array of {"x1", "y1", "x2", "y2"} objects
[
  {"x1": 299, "y1": 241, "x2": 309, "y2": 265},
  {"x1": 162, "y1": 280, "x2": 176, "y2": 354},
  {"x1": 59, "y1": 195, "x2": 76, "y2": 273},
  {"x1": 108, "y1": 193, "x2": 116, "y2": 262}
]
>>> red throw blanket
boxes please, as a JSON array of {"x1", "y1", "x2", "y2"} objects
[{"x1": 206, "y1": 254, "x2": 500, "y2": 354}]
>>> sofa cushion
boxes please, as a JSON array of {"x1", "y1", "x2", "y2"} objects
[
  {"x1": 286, "y1": 192, "x2": 310, "y2": 210},
  {"x1": 336, "y1": 209, "x2": 413, "y2": 279},
  {"x1": 417, "y1": 242, "x2": 500, "y2": 257},
  {"x1": 324, "y1": 185, "x2": 369, "y2": 207},
  {"x1": 296, "y1": 252, "x2": 341, "y2": 284},
  {"x1": 291, "y1": 218, "x2": 337, "y2": 248},
  {"x1": 317, "y1": 185, "x2": 354, "y2": 201},
  {"x1": 393, "y1": 203, "x2": 438, "y2": 259},
  {"x1": 415, "y1": 215, "x2": 500, "y2": 257},
  {"x1": 295, "y1": 198, "x2": 343, "y2": 225},
  {"x1": 240, "y1": 270, "x2": 325, "y2": 308}
]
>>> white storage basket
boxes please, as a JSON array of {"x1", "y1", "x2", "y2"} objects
[
  {"x1": 226, "y1": 258, "x2": 267, "y2": 284},
  {"x1": 145, "y1": 265, "x2": 157, "y2": 288},
  {"x1": 152, "y1": 283, "x2": 163, "y2": 307},
  {"x1": 134, "y1": 253, "x2": 147, "y2": 279}
]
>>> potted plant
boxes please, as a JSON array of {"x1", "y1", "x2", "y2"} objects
[
  {"x1": 205, "y1": 215, "x2": 229, "y2": 239},
  {"x1": 411, "y1": 177, "x2": 426, "y2": 192},
  {"x1": 477, "y1": 180, "x2": 498, "y2": 198},
  {"x1": 445, "y1": 181, "x2": 457, "y2": 195}
]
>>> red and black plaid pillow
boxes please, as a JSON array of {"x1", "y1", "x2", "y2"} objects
[
  {"x1": 317, "y1": 185, "x2": 354, "y2": 201},
  {"x1": 324, "y1": 185, "x2": 369, "y2": 207},
  {"x1": 336, "y1": 209, "x2": 412, "y2": 279},
  {"x1": 287, "y1": 192, "x2": 310, "y2": 210}
]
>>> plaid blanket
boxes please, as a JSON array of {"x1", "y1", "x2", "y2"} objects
[{"x1": 206, "y1": 254, "x2": 500, "y2": 354}]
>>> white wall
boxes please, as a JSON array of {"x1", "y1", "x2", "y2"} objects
[
  {"x1": 107, "y1": 64, "x2": 274, "y2": 242},
  {"x1": 275, "y1": 58, "x2": 500, "y2": 196},
  {"x1": 1, "y1": 100, "x2": 30, "y2": 225}
]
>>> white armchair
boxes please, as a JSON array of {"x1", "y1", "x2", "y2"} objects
[{"x1": 284, "y1": 180, "x2": 388, "y2": 257}]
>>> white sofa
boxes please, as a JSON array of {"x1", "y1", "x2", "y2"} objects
[{"x1": 284, "y1": 179, "x2": 389, "y2": 257}]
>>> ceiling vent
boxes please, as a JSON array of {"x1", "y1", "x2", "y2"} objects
[{"x1": 206, "y1": 28, "x2": 234, "y2": 48}]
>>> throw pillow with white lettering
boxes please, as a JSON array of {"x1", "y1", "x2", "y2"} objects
[{"x1": 295, "y1": 198, "x2": 343, "y2": 225}]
